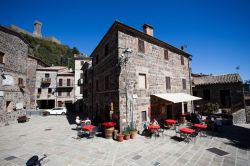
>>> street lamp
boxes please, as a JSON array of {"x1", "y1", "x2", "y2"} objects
[{"x1": 117, "y1": 47, "x2": 133, "y2": 129}]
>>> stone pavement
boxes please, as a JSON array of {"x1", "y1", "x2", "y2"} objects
[{"x1": 0, "y1": 116, "x2": 250, "y2": 166}]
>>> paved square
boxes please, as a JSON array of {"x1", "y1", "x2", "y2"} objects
[{"x1": 0, "y1": 116, "x2": 249, "y2": 166}]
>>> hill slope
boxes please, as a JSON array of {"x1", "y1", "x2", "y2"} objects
[{"x1": 20, "y1": 33, "x2": 80, "y2": 68}]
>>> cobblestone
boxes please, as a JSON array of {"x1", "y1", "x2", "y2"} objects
[{"x1": 0, "y1": 116, "x2": 250, "y2": 166}]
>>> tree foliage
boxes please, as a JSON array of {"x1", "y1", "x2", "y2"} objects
[{"x1": 20, "y1": 33, "x2": 77, "y2": 68}]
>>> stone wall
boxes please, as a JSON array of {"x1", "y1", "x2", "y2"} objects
[
  {"x1": 35, "y1": 70, "x2": 57, "y2": 104},
  {"x1": 27, "y1": 57, "x2": 38, "y2": 109},
  {"x1": 0, "y1": 28, "x2": 30, "y2": 125},
  {"x1": 90, "y1": 30, "x2": 120, "y2": 123},
  {"x1": 246, "y1": 106, "x2": 250, "y2": 123},
  {"x1": 118, "y1": 31, "x2": 192, "y2": 129},
  {"x1": 193, "y1": 83, "x2": 245, "y2": 113},
  {"x1": 232, "y1": 109, "x2": 246, "y2": 124}
]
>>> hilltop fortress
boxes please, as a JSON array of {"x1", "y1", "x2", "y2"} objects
[{"x1": 8, "y1": 20, "x2": 61, "y2": 44}]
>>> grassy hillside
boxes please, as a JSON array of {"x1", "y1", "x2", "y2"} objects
[{"x1": 20, "y1": 33, "x2": 80, "y2": 68}]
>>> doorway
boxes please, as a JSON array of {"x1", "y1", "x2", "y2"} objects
[{"x1": 220, "y1": 90, "x2": 231, "y2": 108}]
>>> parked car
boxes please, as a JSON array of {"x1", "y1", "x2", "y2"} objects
[{"x1": 44, "y1": 107, "x2": 67, "y2": 115}]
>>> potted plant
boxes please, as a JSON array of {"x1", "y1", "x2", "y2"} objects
[
  {"x1": 122, "y1": 131, "x2": 130, "y2": 140},
  {"x1": 117, "y1": 133, "x2": 124, "y2": 142},
  {"x1": 130, "y1": 128, "x2": 137, "y2": 139},
  {"x1": 17, "y1": 115, "x2": 28, "y2": 123}
]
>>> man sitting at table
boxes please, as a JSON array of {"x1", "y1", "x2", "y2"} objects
[{"x1": 151, "y1": 118, "x2": 159, "y2": 126}]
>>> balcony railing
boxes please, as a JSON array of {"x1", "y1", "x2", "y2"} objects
[
  {"x1": 41, "y1": 78, "x2": 51, "y2": 84},
  {"x1": 57, "y1": 83, "x2": 74, "y2": 88}
]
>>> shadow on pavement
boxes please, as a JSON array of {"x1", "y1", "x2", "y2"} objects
[{"x1": 206, "y1": 124, "x2": 250, "y2": 150}]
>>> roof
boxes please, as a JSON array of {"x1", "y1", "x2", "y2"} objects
[
  {"x1": 37, "y1": 66, "x2": 67, "y2": 71},
  {"x1": 90, "y1": 21, "x2": 191, "y2": 58},
  {"x1": 0, "y1": 25, "x2": 30, "y2": 45},
  {"x1": 152, "y1": 93, "x2": 202, "y2": 103},
  {"x1": 192, "y1": 74, "x2": 242, "y2": 86},
  {"x1": 28, "y1": 55, "x2": 50, "y2": 67}
]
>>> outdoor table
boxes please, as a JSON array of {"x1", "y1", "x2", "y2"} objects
[
  {"x1": 194, "y1": 124, "x2": 207, "y2": 137},
  {"x1": 147, "y1": 125, "x2": 160, "y2": 129},
  {"x1": 82, "y1": 125, "x2": 96, "y2": 131},
  {"x1": 102, "y1": 122, "x2": 116, "y2": 127},
  {"x1": 194, "y1": 124, "x2": 207, "y2": 129},
  {"x1": 165, "y1": 119, "x2": 177, "y2": 125},
  {"x1": 148, "y1": 125, "x2": 160, "y2": 139},
  {"x1": 180, "y1": 127, "x2": 195, "y2": 134}
]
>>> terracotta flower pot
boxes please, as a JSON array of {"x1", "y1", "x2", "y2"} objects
[
  {"x1": 124, "y1": 134, "x2": 130, "y2": 140},
  {"x1": 130, "y1": 131, "x2": 137, "y2": 139},
  {"x1": 117, "y1": 134, "x2": 124, "y2": 142}
]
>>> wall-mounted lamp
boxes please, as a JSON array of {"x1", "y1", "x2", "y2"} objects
[{"x1": 0, "y1": 69, "x2": 6, "y2": 79}]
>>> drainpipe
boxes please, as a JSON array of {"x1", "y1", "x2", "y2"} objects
[{"x1": 188, "y1": 56, "x2": 194, "y2": 113}]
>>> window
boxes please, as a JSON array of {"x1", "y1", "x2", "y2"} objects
[
  {"x1": 139, "y1": 73, "x2": 146, "y2": 89},
  {"x1": 0, "y1": 52, "x2": 4, "y2": 64},
  {"x1": 80, "y1": 86, "x2": 83, "y2": 94},
  {"x1": 141, "y1": 111, "x2": 147, "y2": 122},
  {"x1": 48, "y1": 88, "x2": 52, "y2": 94},
  {"x1": 181, "y1": 55, "x2": 184, "y2": 65},
  {"x1": 18, "y1": 78, "x2": 23, "y2": 85},
  {"x1": 193, "y1": 91, "x2": 197, "y2": 96},
  {"x1": 67, "y1": 91, "x2": 70, "y2": 96},
  {"x1": 38, "y1": 88, "x2": 41, "y2": 94},
  {"x1": 96, "y1": 55, "x2": 99, "y2": 65},
  {"x1": 104, "y1": 44, "x2": 109, "y2": 56},
  {"x1": 59, "y1": 79, "x2": 63, "y2": 86},
  {"x1": 45, "y1": 73, "x2": 50, "y2": 78},
  {"x1": 58, "y1": 91, "x2": 62, "y2": 96},
  {"x1": 81, "y1": 61, "x2": 84, "y2": 66},
  {"x1": 67, "y1": 79, "x2": 71, "y2": 86},
  {"x1": 58, "y1": 101, "x2": 62, "y2": 107},
  {"x1": 182, "y1": 79, "x2": 186, "y2": 90},
  {"x1": 96, "y1": 80, "x2": 99, "y2": 91},
  {"x1": 105, "y1": 75, "x2": 110, "y2": 90},
  {"x1": 203, "y1": 89, "x2": 210, "y2": 100},
  {"x1": 84, "y1": 71, "x2": 87, "y2": 83},
  {"x1": 164, "y1": 49, "x2": 169, "y2": 60},
  {"x1": 138, "y1": 39, "x2": 145, "y2": 53},
  {"x1": 166, "y1": 76, "x2": 171, "y2": 89},
  {"x1": 80, "y1": 73, "x2": 83, "y2": 79}
]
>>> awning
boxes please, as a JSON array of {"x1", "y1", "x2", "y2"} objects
[{"x1": 152, "y1": 93, "x2": 202, "y2": 103}]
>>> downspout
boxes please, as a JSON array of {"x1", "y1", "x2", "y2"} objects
[{"x1": 188, "y1": 56, "x2": 194, "y2": 113}]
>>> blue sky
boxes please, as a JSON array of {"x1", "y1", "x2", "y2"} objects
[{"x1": 1, "y1": 0, "x2": 250, "y2": 80}]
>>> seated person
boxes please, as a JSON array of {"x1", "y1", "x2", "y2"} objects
[
  {"x1": 151, "y1": 118, "x2": 159, "y2": 126},
  {"x1": 75, "y1": 116, "x2": 81, "y2": 125},
  {"x1": 214, "y1": 117, "x2": 222, "y2": 131}
]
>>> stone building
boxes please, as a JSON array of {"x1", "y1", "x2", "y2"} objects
[
  {"x1": 56, "y1": 69, "x2": 74, "y2": 111},
  {"x1": 27, "y1": 55, "x2": 49, "y2": 109},
  {"x1": 35, "y1": 66, "x2": 74, "y2": 111},
  {"x1": 0, "y1": 25, "x2": 30, "y2": 124},
  {"x1": 83, "y1": 21, "x2": 196, "y2": 131},
  {"x1": 74, "y1": 56, "x2": 91, "y2": 112},
  {"x1": 192, "y1": 73, "x2": 246, "y2": 123}
]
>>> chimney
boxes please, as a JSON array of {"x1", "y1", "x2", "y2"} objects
[
  {"x1": 143, "y1": 24, "x2": 154, "y2": 36},
  {"x1": 33, "y1": 20, "x2": 42, "y2": 38}
]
